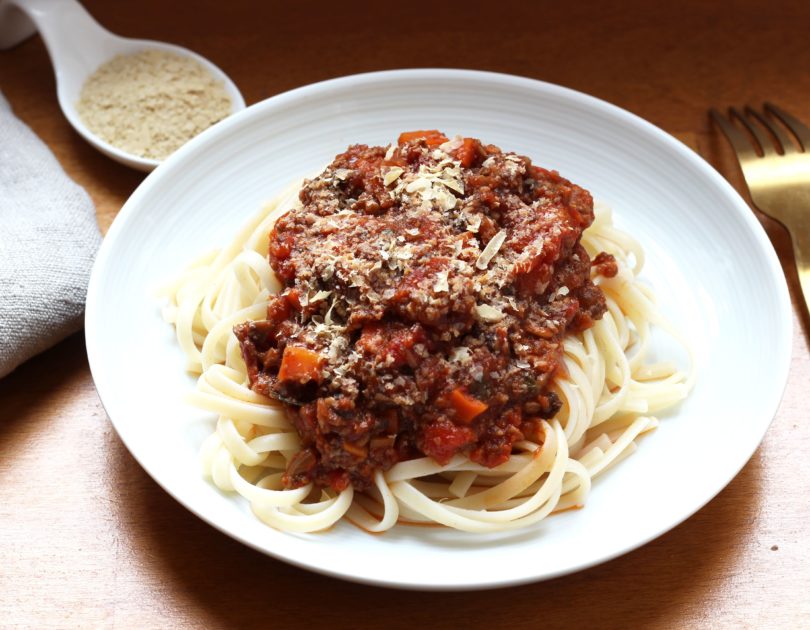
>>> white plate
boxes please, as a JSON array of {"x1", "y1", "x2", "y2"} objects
[{"x1": 85, "y1": 69, "x2": 792, "y2": 590}]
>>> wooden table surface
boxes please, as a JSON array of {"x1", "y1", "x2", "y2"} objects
[{"x1": 2, "y1": 1, "x2": 809, "y2": 628}]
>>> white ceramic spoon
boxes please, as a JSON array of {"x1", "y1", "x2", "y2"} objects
[{"x1": 0, "y1": 0, "x2": 246, "y2": 171}]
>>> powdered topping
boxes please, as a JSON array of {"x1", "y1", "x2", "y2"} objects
[{"x1": 77, "y1": 49, "x2": 232, "y2": 160}]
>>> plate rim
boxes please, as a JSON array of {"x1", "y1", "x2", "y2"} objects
[{"x1": 85, "y1": 68, "x2": 793, "y2": 590}]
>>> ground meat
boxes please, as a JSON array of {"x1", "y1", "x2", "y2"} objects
[
  {"x1": 234, "y1": 131, "x2": 611, "y2": 491},
  {"x1": 592, "y1": 251, "x2": 619, "y2": 278}
]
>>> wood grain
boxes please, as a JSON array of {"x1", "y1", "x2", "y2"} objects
[{"x1": 1, "y1": 1, "x2": 809, "y2": 628}]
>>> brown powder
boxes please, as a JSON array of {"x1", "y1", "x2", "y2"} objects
[{"x1": 77, "y1": 49, "x2": 233, "y2": 160}]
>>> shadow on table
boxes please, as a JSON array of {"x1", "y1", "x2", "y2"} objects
[
  {"x1": 112, "y1": 436, "x2": 766, "y2": 630},
  {"x1": 0, "y1": 332, "x2": 89, "y2": 440}
]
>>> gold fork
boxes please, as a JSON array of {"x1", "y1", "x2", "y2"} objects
[{"x1": 710, "y1": 103, "x2": 810, "y2": 315}]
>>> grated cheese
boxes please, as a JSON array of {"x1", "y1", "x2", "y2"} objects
[
  {"x1": 384, "y1": 167, "x2": 404, "y2": 186},
  {"x1": 449, "y1": 346, "x2": 472, "y2": 363},
  {"x1": 439, "y1": 135, "x2": 464, "y2": 153},
  {"x1": 433, "y1": 270, "x2": 449, "y2": 293},
  {"x1": 395, "y1": 161, "x2": 464, "y2": 212},
  {"x1": 310, "y1": 290, "x2": 331, "y2": 303},
  {"x1": 475, "y1": 303, "x2": 504, "y2": 322},
  {"x1": 475, "y1": 230, "x2": 507, "y2": 270}
]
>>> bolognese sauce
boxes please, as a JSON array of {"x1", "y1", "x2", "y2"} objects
[{"x1": 234, "y1": 131, "x2": 617, "y2": 492}]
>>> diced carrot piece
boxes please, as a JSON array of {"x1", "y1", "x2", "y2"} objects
[
  {"x1": 449, "y1": 388, "x2": 488, "y2": 423},
  {"x1": 278, "y1": 346, "x2": 323, "y2": 383},
  {"x1": 398, "y1": 130, "x2": 449, "y2": 147},
  {"x1": 454, "y1": 137, "x2": 478, "y2": 167}
]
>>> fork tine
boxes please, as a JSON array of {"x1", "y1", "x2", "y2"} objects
[
  {"x1": 745, "y1": 106, "x2": 797, "y2": 155},
  {"x1": 765, "y1": 102, "x2": 810, "y2": 151},
  {"x1": 730, "y1": 107, "x2": 776, "y2": 156},
  {"x1": 710, "y1": 108, "x2": 758, "y2": 162}
]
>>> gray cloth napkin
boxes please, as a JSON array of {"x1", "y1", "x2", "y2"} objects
[{"x1": 0, "y1": 91, "x2": 101, "y2": 378}]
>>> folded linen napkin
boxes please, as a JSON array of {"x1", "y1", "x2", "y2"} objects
[{"x1": 0, "y1": 91, "x2": 101, "y2": 378}]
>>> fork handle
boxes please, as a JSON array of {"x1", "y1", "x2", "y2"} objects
[{"x1": 788, "y1": 219, "x2": 810, "y2": 320}]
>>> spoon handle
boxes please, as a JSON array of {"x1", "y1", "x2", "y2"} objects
[
  {"x1": 0, "y1": 1, "x2": 36, "y2": 50},
  {"x1": 5, "y1": 0, "x2": 111, "y2": 67}
]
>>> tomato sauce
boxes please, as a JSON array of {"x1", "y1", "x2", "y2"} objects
[{"x1": 235, "y1": 132, "x2": 615, "y2": 491}]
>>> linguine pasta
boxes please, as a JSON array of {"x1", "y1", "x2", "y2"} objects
[{"x1": 158, "y1": 183, "x2": 693, "y2": 534}]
